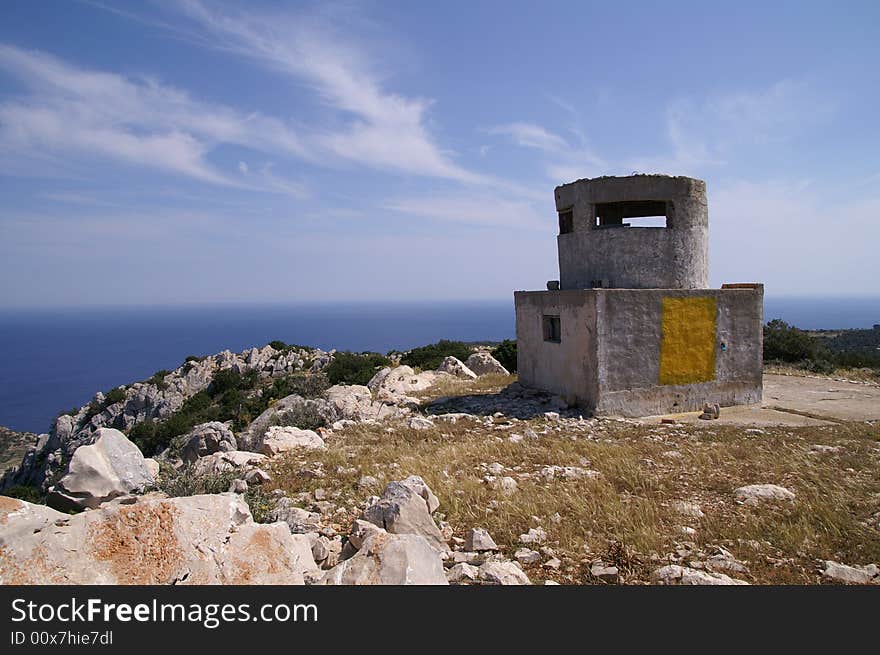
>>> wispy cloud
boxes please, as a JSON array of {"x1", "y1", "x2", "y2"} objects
[
  {"x1": 488, "y1": 122, "x2": 568, "y2": 152},
  {"x1": 488, "y1": 119, "x2": 606, "y2": 183},
  {"x1": 0, "y1": 44, "x2": 310, "y2": 194},
  {"x1": 383, "y1": 192, "x2": 548, "y2": 230},
  {"x1": 627, "y1": 79, "x2": 834, "y2": 175},
  {"x1": 168, "y1": 0, "x2": 486, "y2": 184}
]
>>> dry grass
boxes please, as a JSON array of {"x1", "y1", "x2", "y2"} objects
[{"x1": 262, "y1": 377, "x2": 880, "y2": 585}]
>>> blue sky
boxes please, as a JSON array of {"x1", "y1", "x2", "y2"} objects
[{"x1": 0, "y1": 0, "x2": 878, "y2": 307}]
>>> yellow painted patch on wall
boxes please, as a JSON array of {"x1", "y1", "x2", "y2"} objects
[{"x1": 659, "y1": 296, "x2": 717, "y2": 385}]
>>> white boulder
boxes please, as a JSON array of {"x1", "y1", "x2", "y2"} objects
[
  {"x1": 260, "y1": 426, "x2": 325, "y2": 456},
  {"x1": 465, "y1": 352, "x2": 510, "y2": 376},
  {"x1": 48, "y1": 428, "x2": 154, "y2": 511}
]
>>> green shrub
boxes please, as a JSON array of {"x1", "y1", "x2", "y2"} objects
[
  {"x1": 271, "y1": 372, "x2": 330, "y2": 400},
  {"x1": 270, "y1": 404, "x2": 327, "y2": 432},
  {"x1": 3, "y1": 484, "x2": 43, "y2": 504},
  {"x1": 763, "y1": 319, "x2": 822, "y2": 363},
  {"x1": 209, "y1": 368, "x2": 259, "y2": 396},
  {"x1": 324, "y1": 351, "x2": 391, "y2": 386},
  {"x1": 491, "y1": 339, "x2": 518, "y2": 373},
  {"x1": 244, "y1": 485, "x2": 276, "y2": 523},
  {"x1": 269, "y1": 340, "x2": 288, "y2": 351},
  {"x1": 146, "y1": 370, "x2": 171, "y2": 391},
  {"x1": 104, "y1": 387, "x2": 126, "y2": 405},
  {"x1": 156, "y1": 463, "x2": 237, "y2": 498},
  {"x1": 400, "y1": 340, "x2": 474, "y2": 370}
]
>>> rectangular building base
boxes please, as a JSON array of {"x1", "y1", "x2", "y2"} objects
[{"x1": 514, "y1": 287, "x2": 763, "y2": 417}]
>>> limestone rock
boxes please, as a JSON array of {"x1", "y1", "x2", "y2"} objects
[
  {"x1": 370, "y1": 365, "x2": 442, "y2": 398},
  {"x1": 447, "y1": 562, "x2": 479, "y2": 583},
  {"x1": 436, "y1": 356, "x2": 477, "y2": 379},
  {"x1": 478, "y1": 561, "x2": 531, "y2": 585},
  {"x1": 242, "y1": 394, "x2": 337, "y2": 451},
  {"x1": 399, "y1": 475, "x2": 441, "y2": 513},
  {"x1": 408, "y1": 416, "x2": 435, "y2": 431},
  {"x1": 0, "y1": 494, "x2": 316, "y2": 584},
  {"x1": 180, "y1": 422, "x2": 236, "y2": 464},
  {"x1": 268, "y1": 498, "x2": 320, "y2": 534},
  {"x1": 465, "y1": 527, "x2": 498, "y2": 552},
  {"x1": 515, "y1": 548, "x2": 541, "y2": 565},
  {"x1": 144, "y1": 458, "x2": 160, "y2": 480},
  {"x1": 319, "y1": 532, "x2": 447, "y2": 585},
  {"x1": 519, "y1": 527, "x2": 547, "y2": 545},
  {"x1": 324, "y1": 385, "x2": 375, "y2": 421},
  {"x1": 48, "y1": 428, "x2": 154, "y2": 511},
  {"x1": 465, "y1": 352, "x2": 510, "y2": 376},
  {"x1": 651, "y1": 564, "x2": 749, "y2": 586},
  {"x1": 734, "y1": 484, "x2": 795, "y2": 505},
  {"x1": 192, "y1": 450, "x2": 267, "y2": 477},
  {"x1": 590, "y1": 563, "x2": 619, "y2": 582},
  {"x1": 362, "y1": 480, "x2": 449, "y2": 553},
  {"x1": 260, "y1": 426, "x2": 325, "y2": 456},
  {"x1": 822, "y1": 560, "x2": 879, "y2": 584}
]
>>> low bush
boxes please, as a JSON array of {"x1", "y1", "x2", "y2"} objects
[
  {"x1": 3, "y1": 484, "x2": 43, "y2": 504},
  {"x1": 763, "y1": 319, "x2": 822, "y2": 363},
  {"x1": 271, "y1": 372, "x2": 330, "y2": 400},
  {"x1": 400, "y1": 340, "x2": 473, "y2": 370},
  {"x1": 104, "y1": 387, "x2": 126, "y2": 405},
  {"x1": 269, "y1": 404, "x2": 328, "y2": 432},
  {"x1": 491, "y1": 339, "x2": 518, "y2": 373},
  {"x1": 324, "y1": 352, "x2": 390, "y2": 386},
  {"x1": 156, "y1": 463, "x2": 237, "y2": 498}
]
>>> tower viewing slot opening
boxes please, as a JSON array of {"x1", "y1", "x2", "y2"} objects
[
  {"x1": 558, "y1": 209, "x2": 574, "y2": 234},
  {"x1": 595, "y1": 200, "x2": 668, "y2": 228}
]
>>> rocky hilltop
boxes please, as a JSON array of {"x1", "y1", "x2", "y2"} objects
[{"x1": 2, "y1": 340, "x2": 878, "y2": 586}]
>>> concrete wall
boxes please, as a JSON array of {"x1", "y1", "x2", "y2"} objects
[
  {"x1": 514, "y1": 287, "x2": 763, "y2": 417},
  {"x1": 554, "y1": 175, "x2": 708, "y2": 290},
  {"x1": 594, "y1": 288, "x2": 763, "y2": 415},
  {"x1": 514, "y1": 290, "x2": 598, "y2": 407}
]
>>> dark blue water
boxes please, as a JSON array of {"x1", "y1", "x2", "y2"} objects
[{"x1": 1, "y1": 297, "x2": 877, "y2": 434}]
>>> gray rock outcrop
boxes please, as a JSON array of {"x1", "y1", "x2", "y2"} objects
[
  {"x1": 436, "y1": 356, "x2": 477, "y2": 379},
  {"x1": 180, "y1": 422, "x2": 237, "y2": 464},
  {"x1": 734, "y1": 484, "x2": 796, "y2": 505},
  {"x1": 2, "y1": 343, "x2": 330, "y2": 492},
  {"x1": 47, "y1": 428, "x2": 154, "y2": 511},
  {"x1": 260, "y1": 426, "x2": 325, "y2": 456},
  {"x1": 319, "y1": 531, "x2": 447, "y2": 585},
  {"x1": 465, "y1": 352, "x2": 510, "y2": 376},
  {"x1": 362, "y1": 479, "x2": 449, "y2": 553}
]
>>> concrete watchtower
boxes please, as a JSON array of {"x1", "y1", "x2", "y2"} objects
[
  {"x1": 515, "y1": 174, "x2": 763, "y2": 418},
  {"x1": 555, "y1": 175, "x2": 709, "y2": 290}
]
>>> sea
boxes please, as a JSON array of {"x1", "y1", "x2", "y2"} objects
[{"x1": 1, "y1": 296, "x2": 878, "y2": 434}]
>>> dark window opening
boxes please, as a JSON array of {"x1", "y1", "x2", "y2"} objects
[
  {"x1": 543, "y1": 315, "x2": 561, "y2": 343},
  {"x1": 558, "y1": 210, "x2": 573, "y2": 234},
  {"x1": 595, "y1": 200, "x2": 668, "y2": 228}
]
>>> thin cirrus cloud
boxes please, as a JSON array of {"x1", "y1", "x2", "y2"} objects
[
  {"x1": 168, "y1": 0, "x2": 489, "y2": 184},
  {"x1": 0, "y1": 43, "x2": 310, "y2": 194}
]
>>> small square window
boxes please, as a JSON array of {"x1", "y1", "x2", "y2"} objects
[
  {"x1": 543, "y1": 315, "x2": 561, "y2": 343},
  {"x1": 558, "y1": 210, "x2": 573, "y2": 235}
]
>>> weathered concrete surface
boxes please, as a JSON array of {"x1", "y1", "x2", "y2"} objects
[
  {"x1": 554, "y1": 175, "x2": 708, "y2": 290},
  {"x1": 515, "y1": 287, "x2": 763, "y2": 417},
  {"x1": 642, "y1": 374, "x2": 880, "y2": 426},
  {"x1": 514, "y1": 290, "x2": 598, "y2": 408},
  {"x1": 762, "y1": 374, "x2": 880, "y2": 421}
]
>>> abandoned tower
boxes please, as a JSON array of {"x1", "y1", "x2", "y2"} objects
[{"x1": 515, "y1": 174, "x2": 763, "y2": 417}]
